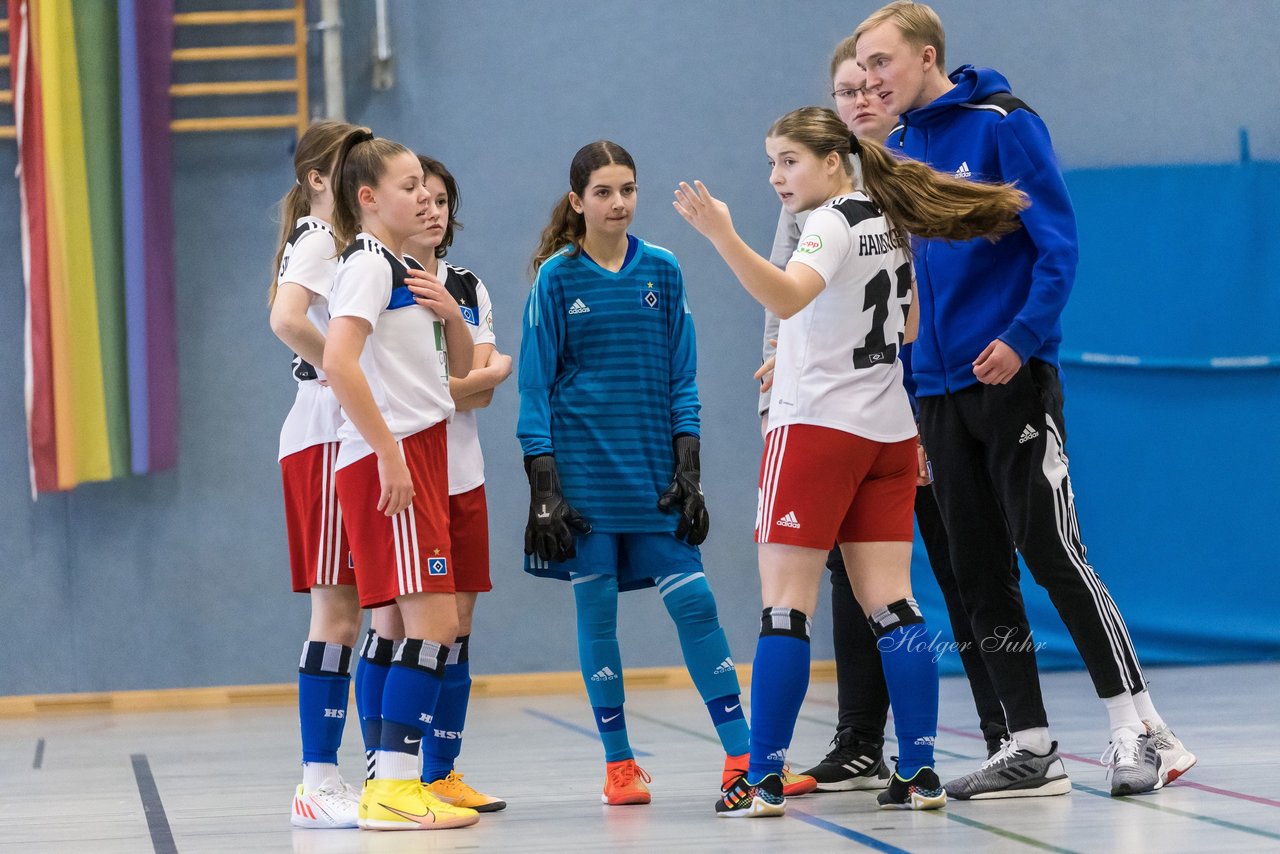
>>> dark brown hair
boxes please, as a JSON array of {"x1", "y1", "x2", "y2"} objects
[
  {"x1": 530, "y1": 140, "x2": 636, "y2": 274},
  {"x1": 269, "y1": 120, "x2": 354, "y2": 305},
  {"x1": 417, "y1": 154, "x2": 463, "y2": 259}
]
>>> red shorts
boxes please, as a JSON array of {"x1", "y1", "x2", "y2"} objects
[
  {"x1": 281, "y1": 442, "x2": 355, "y2": 592},
  {"x1": 448, "y1": 484, "x2": 493, "y2": 593},
  {"x1": 756, "y1": 423, "x2": 917, "y2": 548},
  {"x1": 335, "y1": 424, "x2": 453, "y2": 608}
]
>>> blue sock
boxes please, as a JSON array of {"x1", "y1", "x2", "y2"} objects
[
  {"x1": 377, "y1": 638, "x2": 448, "y2": 775},
  {"x1": 748, "y1": 608, "x2": 811, "y2": 781},
  {"x1": 708, "y1": 695, "x2": 749, "y2": 756},
  {"x1": 572, "y1": 573, "x2": 631, "y2": 761},
  {"x1": 298, "y1": 641, "x2": 352, "y2": 765},
  {"x1": 656, "y1": 571, "x2": 750, "y2": 755},
  {"x1": 355, "y1": 630, "x2": 395, "y2": 779},
  {"x1": 421, "y1": 635, "x2": 471, "y2": 783},
  {"x1": 870, "y1": 599, "x2": 939, "y2": 778},
  {"x1": 593, "y1": 705, "x2": 631, "y2": 762}
]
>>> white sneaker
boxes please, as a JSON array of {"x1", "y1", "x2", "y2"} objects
[
  {"x1": 291, "y1": 777, "x2": 361, "y2": 828},
  {"x1": 1102, "y1": 729, "x2": 1160, "y2": 796},
  {"x1": 1146, "y1": 722, "x2": 1197, "y2": 786}
]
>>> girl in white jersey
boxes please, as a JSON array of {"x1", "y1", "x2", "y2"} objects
[
  {"x1": 675, "y1": 106, "x2": 1027, "y2": 816},
  {"x1": 353, "y1": 154, "x2": 512, "y2": 815},
  {"x1": 323, "y1": 129, "x2": 477, "y2": 832},
  {"x1": 268, "y1": 120, "x2": 363, "y2": 829}
]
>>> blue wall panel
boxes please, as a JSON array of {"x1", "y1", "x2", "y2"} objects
[{"x1": 1, "y1": 1, "x2": 1277, "y2": 695}]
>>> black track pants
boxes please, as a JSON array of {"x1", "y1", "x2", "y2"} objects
[{"x1": 919, "y1": 360, "x2": 1145, "y2": 732}]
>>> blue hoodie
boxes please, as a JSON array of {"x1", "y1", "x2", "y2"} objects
[{"x1": 888, "y1": 65, "x2": 1078, "y2": 396}]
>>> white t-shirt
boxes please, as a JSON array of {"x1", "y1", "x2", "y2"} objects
[
  {"x1": 769, "y1": 192, "x2": 917, "y2": 442},
  {"x1": 328, "y1": 233, "x2": 455, "y2": 469},
  {"x1": 437, "y1": 261, "x2": 496, "y2": 495},
  {"x1": 276, "y1": 216, "x2": 345, "y2": 459}
]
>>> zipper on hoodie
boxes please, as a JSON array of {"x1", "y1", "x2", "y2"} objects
[{"x1": 898, "y1": 115, "x2": 908, "y2": 148}]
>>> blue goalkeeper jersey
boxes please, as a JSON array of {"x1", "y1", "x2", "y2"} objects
[{"x1": 518, "y1": 235, "x2": 699, "y2": 533}]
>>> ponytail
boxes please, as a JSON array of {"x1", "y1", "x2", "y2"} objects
[
  {"x1": 767, "y1": 107, "x2": 1026, "y2": 247},
  {"x1": 529, "y1": 139, "x2": 636, "y2": 276},
  {"x1": 269, "y1": 120, "x2": 355, "y2": 306},
  {"x1": 531, "y1": 193, "x2": 586, "y2": 275},
  {"x1": 855, "y1": 135, "x2": 1028, "y2": 243}
]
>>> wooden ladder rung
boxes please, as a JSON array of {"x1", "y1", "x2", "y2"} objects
[
  {"x1": 173, "y1": 10, "x2": 297, "y2": 26},
  {"x1": 170, "y1": 114, "x2": 301, "y2": 133},
  {"x1": 0, "y1": 126, "x2": 15, "y2": 140},
  {"x1": 170, "y1": 79, "x2": 298, "y2": 97},
  {"x1": 172, "y1": 44, "x2": 296, "y2": 62}
]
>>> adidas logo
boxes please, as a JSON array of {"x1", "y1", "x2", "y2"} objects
[
  {"x1": 590, "y1": 666, "x2": 619, "y2": 682},
  {"x1": 955, "y1": 160, "x2": 971, "y2": 179},
  {"x1": 568, "y1": 298, "x2": 591, "y2": 315},
  {"x1": 713, "y1": 657, "x2": 735, "y2": 675},
  {"x1": 766, "y1": 749, "x2": 787, "y2": 761},
  {"x1": 1018, "y1": 424, "x2": 1040, "y2": 444},
  {"x1": 776, "y1": 511, "x2": 801, "y2": 528},
  {"x1": 914, "y1": 735, "x2": 936, "y2": 746}
]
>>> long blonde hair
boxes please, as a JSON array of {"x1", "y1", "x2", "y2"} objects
[
  {"x1": 269, "y1": 120, "x2": 354, "y2": 306},
  {"x1": 768, "y1": 107, "x2": 1028, "y2": 244},
  {"x1": 530, "y1": 140, "x2": 636, "y2": 275}
]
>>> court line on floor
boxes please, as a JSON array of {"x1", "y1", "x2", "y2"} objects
[
  {"x1": 935, "y1": 723, "x2": 1280, "y2": 808},
  {"x1": 522, "y1": 708, "x2": 653, "y2": 758},
  {"x1": 32, "y1": 738, "x2": 44, "y2": 769},
  {"x1": 1074, "y1": 783, "x2": 1280, "y2": 842},
  {"x1": 131, "y1": 754, "x2": 177, "y2": 854},
  {"x1": 795, "y1": 712, "x2": 980, "y2": 762},
  {"x1": 785, "y1": 809, "x2": 915, "y2": 853},
  {"x1": 628, "y1": 706, "x2": 1065, "y2": 853}
]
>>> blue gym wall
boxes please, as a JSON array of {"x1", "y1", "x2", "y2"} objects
[{"x1": 1, "y1": 0, "x2": 1277, "y2": 696}]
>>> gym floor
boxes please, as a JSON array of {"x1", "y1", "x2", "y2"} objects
[{"x1": 1, "y1": 662, "x2": 1276, "y2": 853}]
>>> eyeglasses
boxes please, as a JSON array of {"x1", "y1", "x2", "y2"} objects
[{"x1": 831, "y1": 86, "x2": 870, "y2": 102}]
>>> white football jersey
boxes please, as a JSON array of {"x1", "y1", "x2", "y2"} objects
[
  {"x1": 768, "y1": 192, "x2": 917, "y2": 442},
  {"x1": 276, "y1": 216, "x2": 345, "y2": 460},
  {"x1": 438, "y1": 262, "x2": 496, "y2": 495},
  {"x1": 328, "y1": 233, "x2": 455, "y2": 470}
]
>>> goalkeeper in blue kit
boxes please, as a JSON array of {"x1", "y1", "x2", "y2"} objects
[{"x1": 518, "y1": 140, "x2": 814, "y2": 808}]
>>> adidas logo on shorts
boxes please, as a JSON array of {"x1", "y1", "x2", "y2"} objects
[
  {"x1": 591, "y1": 666, "x2": 619, "y2": 682},
  {"x1": 713, "y1": 657, "x2": 735, "y2": 675},
  {"x1": 776, "y1": 511, "x2": 801, "y2": 528},
  {"x1": 1019, "y1": 424, "x2": 1040, "y2": 444},
  {"x1": 569, "y1": 298, "x2": 591, "y2": 315}
]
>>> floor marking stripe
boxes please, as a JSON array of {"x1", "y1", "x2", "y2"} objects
[
  {"x1": 1073, "y1": 783, "x2": 1280, "y2": 841},
  {"x1": 522, "y1": 708, "x2": 653, "y2": 757},
  {"x1": 787, "y1": 808, "x2": 915, "y2": 853},
  {"x1": 32, "y1": 737, "x2": 44, "y2": 769},
  {"x1": 131, "y1": 754, "x2": 178, "y2": 854}
]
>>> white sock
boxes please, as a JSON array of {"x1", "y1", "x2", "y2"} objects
[
  {"x1": 374, "y1": 749, "x2": 420, "y2": 780},
  {"x1": 1011, "y1": 727, "x2": 1051, "y2": 755},
  {"x1": 1103, "y1": 692, "x2": 1144, "y2": 736},
  {"x1": 302, "y1": 761, "x2": 339, "y2": 792},
  {"x1": 1131, "y1": 689, "x2": 1166, "y2": 730}
]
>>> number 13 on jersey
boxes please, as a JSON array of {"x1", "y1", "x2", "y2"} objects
[{"x1": 853, "y1": 262, "x2": 912, "y2": 370}]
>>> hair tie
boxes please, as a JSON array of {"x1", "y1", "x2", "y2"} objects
[
  {"x1": 354, "y1": 128, "x2": 374, "y2": 144},
  {"x1": 848, "y1": 134, "x2": 863, "y2": 157}
]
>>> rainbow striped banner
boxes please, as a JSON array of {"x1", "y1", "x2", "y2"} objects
[{"x1": 10, "y1": 0, "x2": 177, "y2": 494}]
